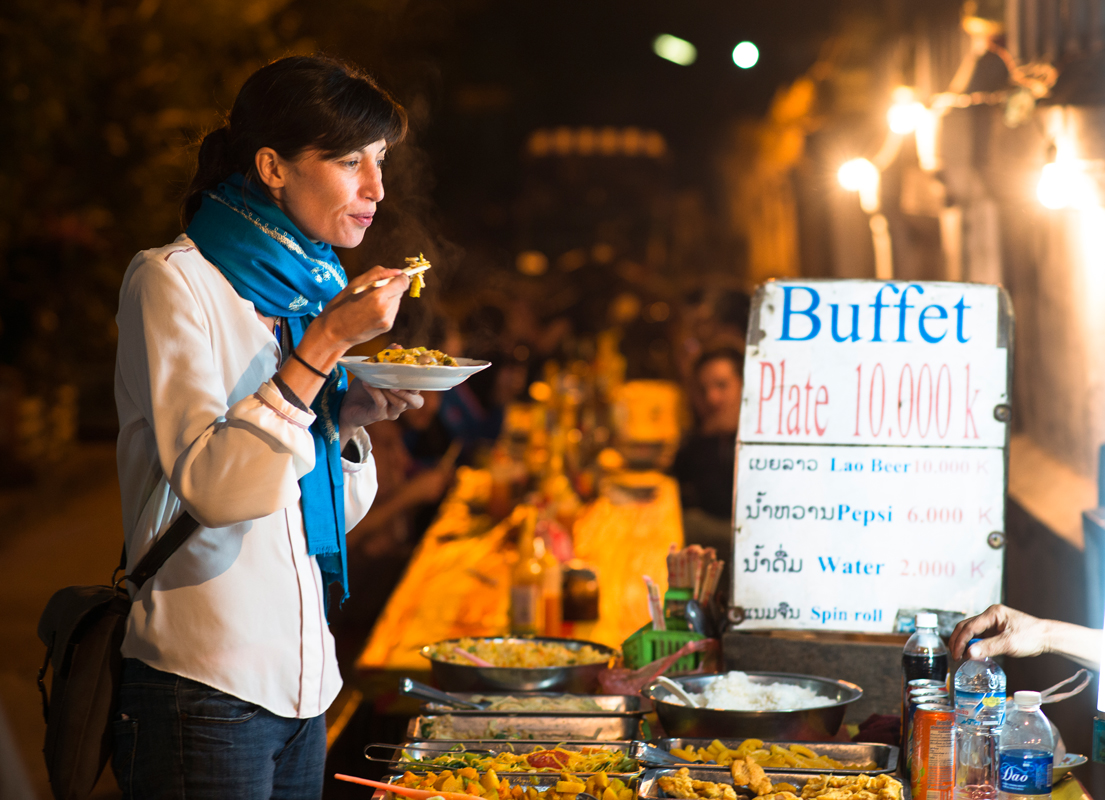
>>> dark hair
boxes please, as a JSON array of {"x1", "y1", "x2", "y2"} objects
[
  {"x1": 695, "y1": 346, "x2": 744, "y2": 378},
  {"x1": 182, "y1": 55, "x2": 407, "y2": 226}
]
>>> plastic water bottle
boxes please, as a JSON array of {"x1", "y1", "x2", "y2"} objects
[
  {"x1": 997, "y1": 691, "x2": 1054, "y2": 800},
  {"x1": 954, "y1": 639, "x2": 1007, "y2": 800},
  {"x1": 955, "y1": 639, "x2": 1007, "y2": 725}
]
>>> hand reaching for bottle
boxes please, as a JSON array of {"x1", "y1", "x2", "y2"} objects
[{"x1": 950, "y1": 603, "x2": 1102, "y2": 669}]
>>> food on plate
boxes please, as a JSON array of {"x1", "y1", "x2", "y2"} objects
[
  {"x1": 406, "y1": 253, "x2": 430, "y2": 297},
  {"x1": 371, "y1": 347, "x2": 459, "y2": 366},
  {"x1": 389, "y1": 768, "x2": 635, "y2": 800},
  {"x1": 426, "y1": 638, "x2": 611, "y2": 668},
  {"x1": 665, "y1": 671, "x2": 834, "y2": 712},
  {"x1": 730, "y1": 757, "x2": 772, "y2": 797},
  {"x1": 794, "y1": 774, "x2": 902, "y2": 800},
  {"x1": 398, "y1": 744, "x2": 637, "y2": 773},
  {"x1": 670, "y1": 740, "x2": 877, "y2": 771},
  {"x1": 658, "y1": 768, "x2": 737, "y2": 800}
]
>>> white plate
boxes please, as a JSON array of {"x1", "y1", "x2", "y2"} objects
[
  {"x1": 1053, "y1": 753, "x2": 1087, "y2": 782},
  {"x1": 339, "y1": 356, "x2": 491, "y2": 391}
]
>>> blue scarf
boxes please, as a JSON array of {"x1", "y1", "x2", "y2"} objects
[{"x1": 187, "y1": 173, "x2": 350, "y2": 603}]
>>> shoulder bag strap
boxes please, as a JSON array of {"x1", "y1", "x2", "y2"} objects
[{"x1": 123, "y1": 511, "x2": 201, "y2": 592}]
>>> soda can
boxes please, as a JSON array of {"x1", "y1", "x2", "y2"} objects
[
  {"x1": 909, "y1": 679, "x2": 948, "y2": 692},
  {"x1": 905, "y1": 690, "x2": 949, "y2": 775},
  {"x1": 902, "y1": 678, "x2": 950, "y2": 779},
  {"x1": 912, "y1": 703, "x2": 955, "y2": 800}
]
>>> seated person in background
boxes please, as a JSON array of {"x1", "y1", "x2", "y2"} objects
[
  {"x1": 672, "y1": 347, "x2": 743, "y2": 554},
  {"x1": 950, "y1": 603, "x2": 1102, "y2": 670}
]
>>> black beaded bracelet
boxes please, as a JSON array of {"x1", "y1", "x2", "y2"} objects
[{"x1": 291, "y1": 348, "x2": 329, "y2": 379}]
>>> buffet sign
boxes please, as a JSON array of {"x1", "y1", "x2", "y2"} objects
[{"x1": 731, "y1": 280, "x2": 1013, "y2": 633}]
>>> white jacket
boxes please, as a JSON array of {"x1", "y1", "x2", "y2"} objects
[{"x1": 114, "y1": 234, "x2": 377, "y2": 718}]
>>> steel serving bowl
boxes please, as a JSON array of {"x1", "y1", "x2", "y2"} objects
[
  {"x1": 420, "y1": 636, "x2": 618, "y2": 693},
  {"x1": 643, "y1": 672, "x2": 863, "y2": 740}
]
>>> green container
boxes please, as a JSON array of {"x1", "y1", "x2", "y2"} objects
[{"x1": 621, "y1": 620, "x2": 705, "y2": 675}]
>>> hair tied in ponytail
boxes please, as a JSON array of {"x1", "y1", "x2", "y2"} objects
[{"x1": 198, "y1": 127, "x2": 232, "y2": 172}]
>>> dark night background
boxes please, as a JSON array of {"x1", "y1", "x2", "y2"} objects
[
  {"x1": 11, "y1": 3, "x2": 1105, "y2": 799},
  {"x1": 0, "y1": 0, "x2": 869, "y2": 453}
]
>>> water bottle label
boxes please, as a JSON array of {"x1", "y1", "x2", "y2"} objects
[
  {"x1": 998, "y1": 751, "x2": 1053, "y2": 794},
  {"x1": 955, "y1": 690, "x2": 1005, "y2": 721}
]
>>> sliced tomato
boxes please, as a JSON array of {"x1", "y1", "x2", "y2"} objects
[{"x1": 526, "y1": 750, "x2": 570, "y2": 769}]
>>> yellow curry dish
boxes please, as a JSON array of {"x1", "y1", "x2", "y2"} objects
[
  {"x1": 426, "y1": 638, "x2": 611, "y2": 668},
  {"x1": 670, "y1": 740, "x2": 877, "y2": 771}
]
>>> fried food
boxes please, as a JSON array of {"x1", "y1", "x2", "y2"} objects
[
  {"x1": 657, "y1": 768, "x2": 902, "y2": 800},
  {"x1": 796, "y1": 774, "x2": 903, "y2": 800},
  {"x1": 406, "y1": 253, "x2": 430, "y2": 297},
  {"x1": 730, "y1": 757, "x2": 772, "y2": 797},
  {"x1": 658, "y1": 768, "x2": 738, "y2": 800},
  {"x1": 752, "y1": 793, "x2": 800, "y2": 800},
  {"x1": 670, "y1": 740, "x2": 875, "y2": 771},
  {"x1": 372, "y1": 347, "x2": 458, "y2": 366}
]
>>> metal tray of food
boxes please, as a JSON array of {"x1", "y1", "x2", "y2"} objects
[
  {"x1": 422, "y1": 636, "x2": 617, "y2": 693},
  {"x1": 420, "y1": 693, "x2": 650, "y2": 717},
  {"x1": 378, "y1": 740, "x2": 641, "y2": 777},
  {"x1": 378, "y1": 768, "x2": 640, "y2": 797},
  {"x1": 641, "y1": 740, "x2": 898, "y2": 774},
  {"x1": 638, "y1": 768, "x2": 910, "y2": 800},
  {"x1": 406, "y1": 714, "x2": 643, "y2": 741}
]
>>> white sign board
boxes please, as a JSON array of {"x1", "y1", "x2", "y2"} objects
[{"x1": 732, "y1": 280, "x2": 1012, "y2": 633}]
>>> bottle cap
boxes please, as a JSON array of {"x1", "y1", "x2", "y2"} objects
[
  {"x1": 1014, "y1": 690, "x2": 1042, "y2": 708},
  {"x1": 916, "y1": 612, "x2": 939, "y2": 629},
  {"x1": 968, "y1": 638, "x2": 983, "y2": 646}
]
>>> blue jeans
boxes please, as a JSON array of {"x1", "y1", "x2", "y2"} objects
[{"x1": 111, "y1": 659, "x2": 326, "y2": 799}]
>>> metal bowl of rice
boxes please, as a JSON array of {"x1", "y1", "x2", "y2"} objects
[
  {"x1": 644, "y1": 671, "x2": 863, "y2": 740},
  {"x1": 421, "y1": 636, "x2": 618, "y2": 693}
]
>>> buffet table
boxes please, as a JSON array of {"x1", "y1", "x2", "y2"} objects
[{"x1": 355, "y1": 467, "x2": 684, "y2": 676}]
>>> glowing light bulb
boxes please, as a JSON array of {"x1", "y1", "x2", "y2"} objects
[
  {"x1": 732, "y1": 41, "x2": 759, "y2": 69},
  {"x1": 838, "y1": 158, "x2": 880, "y2": 213},
  {"x1": 1038, "y1": 161, "x2": 1099, "y2": 210},
  {"x1": 653, "y1": 34, "x2": 697, "y2": 66},
  {"x1": 838, "y1": 158, "x2": 879, "y2": 192},
  {"x1": 887, "y1": 87, "x2": 928, "y2": 135}
]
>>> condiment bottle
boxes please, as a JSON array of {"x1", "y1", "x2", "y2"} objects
[
  {"x1": 510, "y1": 511, "x2": 545, "y2": 635},
  {"x1": 539, "y1": 532, "x2": 563, "y2": 637}
]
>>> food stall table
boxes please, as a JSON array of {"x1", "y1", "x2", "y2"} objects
[{"x1": 354, "y1": 468, "x2": 684, "y2": 698}]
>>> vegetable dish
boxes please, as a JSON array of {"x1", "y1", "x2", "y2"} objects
[
  {"x1": 389, "y1": 768, "x2": 635, "y2": 800},
  {"x1": 398, "y1": 745, "x2": 637, "y2": 774}
]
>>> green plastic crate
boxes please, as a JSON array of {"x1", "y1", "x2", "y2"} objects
[{"x1": 621, "y1": 622, "x2": 704, "y2": 675}]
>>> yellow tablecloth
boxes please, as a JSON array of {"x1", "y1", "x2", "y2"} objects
[{"x1": 355, "y1": 471, "x2": 684, "y2": 674}]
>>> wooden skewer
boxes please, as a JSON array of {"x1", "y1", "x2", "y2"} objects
[{"x1": 352, "y1": 263, "x2": 432, "y2": 294}]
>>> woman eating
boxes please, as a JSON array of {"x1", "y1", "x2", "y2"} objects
[{"x1": 112, "y1": 55, "x2": 420, "y2": 798}]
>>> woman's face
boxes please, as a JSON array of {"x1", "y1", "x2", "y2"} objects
[{"x1": 261, "y1": 139, "x2": 387, "y2": 249}]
